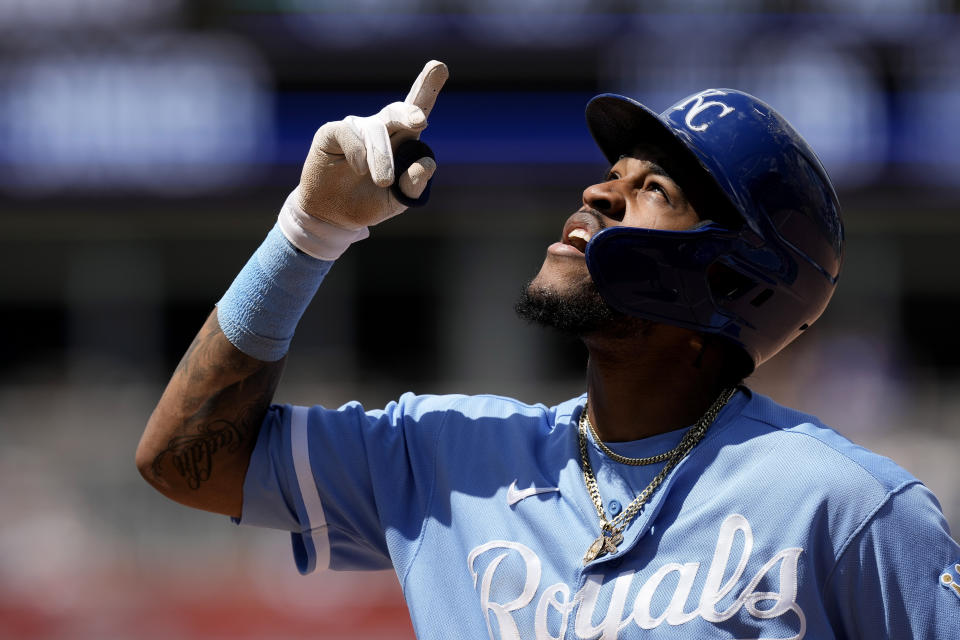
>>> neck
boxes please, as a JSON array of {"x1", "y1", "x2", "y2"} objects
[{"x1": 583, "y1": 325, "x2": 732, "y2": 442}]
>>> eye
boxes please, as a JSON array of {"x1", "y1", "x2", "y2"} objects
[
  {"x1": 604, "y1": 170, "x2": 620, "y2": 182},
  {"x1": 646, "y1": 180, "x2": 670, "y2": 202}
]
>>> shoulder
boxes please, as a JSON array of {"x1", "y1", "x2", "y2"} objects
[
  {"x1": 693, "y1": 389, "x2": 919, "y2": 529},
  {"x1": 705, "y1": 390, "x2": 948, "y2": 571},
  {"x1": 369, "y1": 391, "x2": 585, "y2": 428},
  {"x1": 733, "y1": 388, "x2": 919, "y2": 496},
  {"x1": 274, "y1": 393, "x2": 586, "y2": 442}
]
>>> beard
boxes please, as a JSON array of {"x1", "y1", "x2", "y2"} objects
[{"x1": 515, "y1": 278, "x2": 650, "y2": 338}]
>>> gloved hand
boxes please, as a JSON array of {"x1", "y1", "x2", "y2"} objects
[{"x1": 279, "y1": 60, "x2": 449, "y2": 261}]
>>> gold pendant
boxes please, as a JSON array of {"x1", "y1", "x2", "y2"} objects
[
  {"x1": 583, "y1": 532, "x2": 623, "y2": 564},
  {"x1": 583, "y1": 536, "x2": 606, "y2": 564}
]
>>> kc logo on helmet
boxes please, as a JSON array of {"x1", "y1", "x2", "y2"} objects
[{"x1": 671, "y1": 89, "x2": 735, "y2": 132}]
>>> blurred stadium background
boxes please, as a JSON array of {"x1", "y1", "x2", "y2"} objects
[{"x1": 2, "y1": 0, "x2": 960, "y2": 638}]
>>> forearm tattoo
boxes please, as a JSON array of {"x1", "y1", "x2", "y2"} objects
[
  {"x1": 154, "y1": 418, "x2": 246, "y2": 490},
  {"x1": 151, "y1": 320, "x2": 283, "y2": 491}
]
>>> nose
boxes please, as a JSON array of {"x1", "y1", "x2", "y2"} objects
[{"x1": 582, "y1": 180, "x2": 625, "y2": 221}]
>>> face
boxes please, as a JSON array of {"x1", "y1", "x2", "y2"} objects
[{"x1": 516, "y1": 146, "x2": 701, "y2": 336}]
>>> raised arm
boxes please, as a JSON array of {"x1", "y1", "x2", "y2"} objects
[{"x1": 136, "y1": 60, "x2": 449, "y2": 518}]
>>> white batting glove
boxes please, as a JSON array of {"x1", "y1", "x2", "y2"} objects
[{"x1": 278, "y1": 60, "x2": 449, "y2": 261}]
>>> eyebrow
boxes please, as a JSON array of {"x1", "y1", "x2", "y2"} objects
[
  {"x1": 610, "y1": 155, "x2": 690, "y2": 208},
  {"x1": 646, "y1": 162, "x2": 672, "y2": 180},
  {"x1": 613, "y1": 155, "x2": 672, "y2": 179}
]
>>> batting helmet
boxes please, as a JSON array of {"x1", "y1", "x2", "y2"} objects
[{"x1": 583, "y1": 89, "x2": 844, "y2": 368}]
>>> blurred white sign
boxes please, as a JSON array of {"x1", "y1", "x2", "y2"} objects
[
  {"x1": 0, "y1": 34, "x2": 273, "y2": 195},
  {"x1": 0, "y1": 0, "x2": 179, "y2": 30}
]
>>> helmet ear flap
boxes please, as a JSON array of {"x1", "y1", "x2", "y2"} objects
[{"x1": 706, "y1": 262, "x2": 759, "y2": 305}]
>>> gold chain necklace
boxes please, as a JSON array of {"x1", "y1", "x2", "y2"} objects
[
  {"x1": 579, "y1": 387, "x2": 736, "y2": 564},
  {"x1": 585, "y1": 410, "x2": 684, "y2": 466}
]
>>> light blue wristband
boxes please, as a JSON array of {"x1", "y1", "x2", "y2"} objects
[{"x1": 216, "y1": 223, "x2": 333, "y2": 361}]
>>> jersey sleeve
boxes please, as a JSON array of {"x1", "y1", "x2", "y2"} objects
[
  {"x1": 824, "y1": 481, "x2": 960, "y2": 637},
  {"x1": 236, "y1": 393, "x2": 449, "y2": 576}
]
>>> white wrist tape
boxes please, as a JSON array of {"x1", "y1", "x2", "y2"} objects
[{"x1": 277, "y1": 188, "x2": 371, "y2": 261}]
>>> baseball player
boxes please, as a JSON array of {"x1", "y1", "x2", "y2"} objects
[{"x1": 137, "y1": 60, "x2": 960, "y2": 638}]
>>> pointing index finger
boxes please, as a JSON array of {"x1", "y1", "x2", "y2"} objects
[{"x1": 404, "y1": 60, "x2": 448, "y2": 120}]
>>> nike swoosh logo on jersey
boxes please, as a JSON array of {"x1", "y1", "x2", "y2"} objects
[{"x1": 506, "y1": 480, "x2": 560, "y2": 507}]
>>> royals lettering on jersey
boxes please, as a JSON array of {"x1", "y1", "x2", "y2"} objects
[{"x1": 468, "y1": 514, "x2": 804, "y2": 640}]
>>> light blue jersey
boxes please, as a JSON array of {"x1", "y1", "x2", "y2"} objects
[{"x1": 238, "y1": 388, "x2": 960, "y2": 638}]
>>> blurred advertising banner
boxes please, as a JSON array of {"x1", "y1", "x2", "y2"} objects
[{"x1": 0, "y1": 34, "x2": 273, "y2": 196}]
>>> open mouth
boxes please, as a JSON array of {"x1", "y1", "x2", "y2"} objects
[
  {"x1": 566, "y1": 227, "x2": 592, "y2": 253},
  {"x1": 553, "y1": 210, "x2": 602, "y2": 258},
  {"x1": 563, "y1": 226, "x2": 593, "y2": 254}
]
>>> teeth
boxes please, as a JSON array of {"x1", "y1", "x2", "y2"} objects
[{"x1": 568, "y1": 228, "x2": 592, "y2": 243}]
